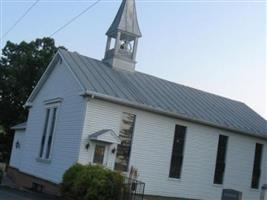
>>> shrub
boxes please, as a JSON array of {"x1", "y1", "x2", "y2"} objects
[{"x1": 61, "y1": 164, "x2": 124, "y2": 200}]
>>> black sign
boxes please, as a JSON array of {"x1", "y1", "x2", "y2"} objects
[{"x1": 221, "y1": 189, "x2": 242, "y2": 200}]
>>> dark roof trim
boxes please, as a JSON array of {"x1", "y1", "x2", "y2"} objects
[
  {"x1": 82, "y1": 90, "x2": 267, "y2": 140},
  {"x1": 11, "y1": 122, "x2": 27, "y2": 130}
]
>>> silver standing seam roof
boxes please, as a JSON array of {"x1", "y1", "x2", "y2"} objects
[
  {"x1": 89, "y1": 129, "x2": 114, "y2": 139},
  {"x1": 58, "y1": 49, "x2": 267, "y2": 139},
  {"x1": 89, "y1": 129, "x2": 121, "y2": 144},
  {"x1": 106, "y1": 0, "x2": 141, "y2": 38}
]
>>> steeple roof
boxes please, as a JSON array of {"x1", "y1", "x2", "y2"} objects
[{"x1": 106, "y1": 0, "x2": 142, "y2": 38}]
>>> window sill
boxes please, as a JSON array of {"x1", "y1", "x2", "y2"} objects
[
  {"x1": 212, "y1": 183, "x2": 223, "y2": 188},
  {"x1": 168, "y1": 177, "x2": 181, "y2": 182},
  {"x1": 36, "y1": 158, "x2": 51, "y2": 164},
  {"x1": 250, "y1": 188, "x2": 260, "y2": 192}
]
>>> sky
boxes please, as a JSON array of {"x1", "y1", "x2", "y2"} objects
[{"x1": 1, "y1": 0, "x2": 266, "y2": 119}]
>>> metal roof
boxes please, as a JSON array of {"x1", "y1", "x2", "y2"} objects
[
  {"x1": 89, "y1": 129, "x2": 121, "y2": 144},
  {"x1": 60, "y1": 49, "x2": 267, "y2": 139},
  {"x1": 11, "y1": 122, "x2": 27, "y2": 130},
  {"x1": 106, "y1": 0, "x2": 141, "y2": 38}
]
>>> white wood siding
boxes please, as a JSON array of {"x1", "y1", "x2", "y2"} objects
[
  {"x1": 264, "y1": 146, "x2": 267, "y2": 184},
  {"x1": 10, "y1": 130, "x2": 26, "y2": 169},
  {"x1": 78, "y1": 100, "x2": 120, "y2": 169},
  {"x1": 263, "y1": 146, "x2": 267, "y2": 200},
  {"x1": 18, "y1": 60, "x2": 86, "y2": 183},
  {"x1": 80, "y1": 99, "x2": 267, "y2": 200}
]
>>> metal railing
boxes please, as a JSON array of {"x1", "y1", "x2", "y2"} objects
[{"x1": 121, "y1": 177, "x2": 145, "y2": 200}]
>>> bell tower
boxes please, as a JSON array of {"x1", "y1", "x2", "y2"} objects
[{"x1": 103, "y1": 0, "x2": 142, "y2": 72}]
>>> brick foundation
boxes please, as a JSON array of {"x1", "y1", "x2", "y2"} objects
[{"x1": 7, "y1": 166, "x2": 60, "y2": 196}]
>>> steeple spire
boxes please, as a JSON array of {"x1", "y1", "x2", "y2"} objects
[
  {"x1": 103, "y1": 0, "x2": 142, "y2": 72},
  {"x1": 106, "y1": 0, "x2": 141, "y2": 38}
]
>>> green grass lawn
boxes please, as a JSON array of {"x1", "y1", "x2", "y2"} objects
[{"x1": 144, "y1": 195, "x2": 199, "y2": 200}]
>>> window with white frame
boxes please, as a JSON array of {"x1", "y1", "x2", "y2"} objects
[{"x1": 39, "y1": 103, "x2": 59, "y2": 160}]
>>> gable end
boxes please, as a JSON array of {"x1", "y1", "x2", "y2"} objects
[{"x1": 25, "y1": 50, "x2": 86, "y2": 107}]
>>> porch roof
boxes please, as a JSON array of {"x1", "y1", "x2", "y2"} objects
[{"x1": 89, "y1": 129, "x2": 121, "y2": 144}]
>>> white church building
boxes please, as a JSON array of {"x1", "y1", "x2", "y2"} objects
[{"x1": 8, "y1": 0, "x2": 267, "y2": 199}]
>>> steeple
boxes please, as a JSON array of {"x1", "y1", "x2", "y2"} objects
[{"x1": 103, "y1": 0, "x2": 142, "y2": 72}]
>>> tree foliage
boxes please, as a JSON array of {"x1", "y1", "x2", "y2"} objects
[{"x1": 0, "y1": 37, "x2": 65, "y2": 162}]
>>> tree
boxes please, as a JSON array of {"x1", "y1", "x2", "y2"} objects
[{"x1": 0, "y1": 37, "x2": 66, "y2": 162}]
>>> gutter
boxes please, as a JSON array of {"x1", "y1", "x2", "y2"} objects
[{"x1": 81, "y1": 90, "x2": 267, "y2": 140}]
